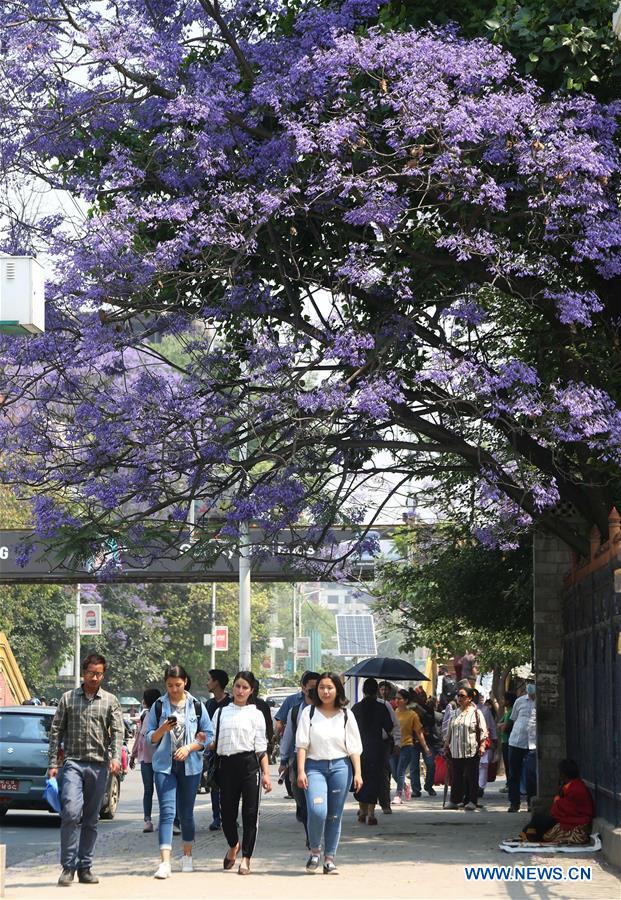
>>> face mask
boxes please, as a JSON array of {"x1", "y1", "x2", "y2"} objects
[{"x1": 526, "y1": 684, "x2": 536, "y2": 696}]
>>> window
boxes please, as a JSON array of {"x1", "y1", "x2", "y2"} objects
[{"x1": 0, "y1": 713, "x2": 52, "y2": 743}]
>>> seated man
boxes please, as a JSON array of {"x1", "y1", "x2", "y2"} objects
[{"x1": 519, "y1": 758, "x2": 594, "y2": 845}]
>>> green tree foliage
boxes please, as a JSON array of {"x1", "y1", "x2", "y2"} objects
[
  {"x1": 380, "y1": 0, "x2": 621, "y2": 98},
  {"x1": 159, "y1": 582, "x2": 272, "y2": 692},
  {"x1": 374, "y1": 526, "x2": 533, "y2": 670},
  {"x1": 83, "y1": 585, "x2": 169, "y2": 695},
  {"x1": 0, "y1": 585, "x2": 74, "y2": 691},
  {"x1": 0, "y1": 484, "x2": 74, "y2": 691}
]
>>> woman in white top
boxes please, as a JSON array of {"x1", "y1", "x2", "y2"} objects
[
  {"x1": 296, "y1": 672, "x2": 363, "y2": 874},
  {"x1": 210, "y1": 670, "x2": 272, "y2": 875}
]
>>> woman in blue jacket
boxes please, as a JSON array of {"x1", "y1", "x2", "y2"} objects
[{"x1": 147, "y1": 664, "x2": 212, "y2": 879}]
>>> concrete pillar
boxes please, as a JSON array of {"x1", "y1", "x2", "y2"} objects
[{"x1": 532, "y1": 530, "x2": 573, "y2": 807}]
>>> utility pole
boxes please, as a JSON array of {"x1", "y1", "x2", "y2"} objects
[
  {"x1": 292, "y1": 583, "x2": 297, "y2": 676},
  {"x1": 210, "y1": 582, "x2": 216, "y2": 669},
  {"x1": 74, "y1": 584, "x2": 81, "y2": 687},
  {"x1": 238, "y1": 430, "x2": 252, "y2": 669}
]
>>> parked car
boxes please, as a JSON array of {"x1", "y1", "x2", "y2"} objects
[{"x1": 0, "y1": 706, "x2": 122, "y2": 819}]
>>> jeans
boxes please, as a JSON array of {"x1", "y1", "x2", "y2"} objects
[
  {"x1": 59, "y1": 759, "x2": 108, "y2": 871},
  {"x1": 305, "y1": 757, "x2": 352, "y2": 858},
  {"x1": 211, "y1": 786, "x2": 221, "y2": 825},
  {"x1": 395, "y1": 745, "x2": 415, "y2": 795},
  {"x1": 411, "y1": 746, "x2": 436, "y2": 793},
  {"x1": 154, "y1": 761, "x2": 201, "y2": 849},
  {"x1": 140, "y1": 761, "x2": 154, "y2": 820}
]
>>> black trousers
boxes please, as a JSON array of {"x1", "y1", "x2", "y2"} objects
[
  {"x1": 450, "y1": 755, "x2": 479, "y2": 805},
  {"x1": 508, "y1": 745, "x2": 534, "y2": 809},
  {"x1": 219, "y1": 753, "x2": 261, "y2": 859}
]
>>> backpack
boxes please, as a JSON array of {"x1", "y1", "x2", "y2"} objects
[{"x1": 154, "y1": 697, "x2": 203, "y2": 736}]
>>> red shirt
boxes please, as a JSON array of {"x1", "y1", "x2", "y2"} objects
[{"x1": 551, "y1": 778, "x2": 594, "y2": 828}]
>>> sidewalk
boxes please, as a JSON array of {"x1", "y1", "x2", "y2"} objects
[{"x1": 5, "y1": 780, "x2": 620, "y2": 899}]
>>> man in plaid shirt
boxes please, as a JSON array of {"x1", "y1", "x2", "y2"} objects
[{"x1": 48, "y1": 652, "x2": 124, "y2": 887}]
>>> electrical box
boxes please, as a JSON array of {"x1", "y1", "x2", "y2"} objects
[{"x1": 0, "y1": 254, "x2": 45, "y2": 334}]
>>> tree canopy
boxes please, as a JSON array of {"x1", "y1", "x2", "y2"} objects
[
  {"x1": 373, "y1": 525, "x2": 532, "y2": 671},
  {"x1": 0, "y1": 0, "x2": 620, "y2": 567}
]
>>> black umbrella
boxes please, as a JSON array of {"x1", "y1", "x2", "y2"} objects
[{"x1": 343, "y1": 656, "x2": 429, "y2": 681}]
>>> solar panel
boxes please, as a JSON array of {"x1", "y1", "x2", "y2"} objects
[{"x1": 335, "y1": 614, "x2": 377, "y2": 657}]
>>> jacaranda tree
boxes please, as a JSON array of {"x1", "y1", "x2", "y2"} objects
[{"x1": 0, "y1": 0, "x2": 620, "y2": 567}]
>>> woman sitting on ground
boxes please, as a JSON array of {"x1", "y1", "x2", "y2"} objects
[{"x1": 519, "y1": 758, "x2": 594, "y2": 845}]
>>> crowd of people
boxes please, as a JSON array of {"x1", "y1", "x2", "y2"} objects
[{"x1": 46, "y1": 653, "x2": 595, "y2": 886}]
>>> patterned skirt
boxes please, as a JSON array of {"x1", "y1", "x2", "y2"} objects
[{"x1": 542, "y1": 822, "x2": 592, "y2": 845}]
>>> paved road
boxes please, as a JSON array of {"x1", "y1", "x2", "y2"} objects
[
  {"x1": 4, "y1": 772, "x2": 620, "y2": 899},
  {"x1": 2, "y1": 766, "x2": 217, "y2": 866}
]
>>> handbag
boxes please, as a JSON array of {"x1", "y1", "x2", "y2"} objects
[
  {"x1": 474, "y1": 708, "x2": 491, "y2": 754},
  {"x1": 204, "y1": 706, "x2": 222, "y2": 791},
  {"x1": 434, "y1": 753, "x2": 448, "y2": 786}
]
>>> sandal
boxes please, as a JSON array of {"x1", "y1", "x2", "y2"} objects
[{"x1": 238, "y1": 864, "x2": 250, "y2": 876}]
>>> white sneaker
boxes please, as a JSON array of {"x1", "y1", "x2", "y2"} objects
[
  {"x1": 154, "y1": 862, "x2": 171, "y2": 879},
  {"x1": 464, "y1": 801, "x2": 477, "y2": 811},
  {"x1": 181, "y1": 855, "x2": 194, "y2": 873},
  {"x1": 392, "y1": 793, "x2": 402, "y2": 805}
]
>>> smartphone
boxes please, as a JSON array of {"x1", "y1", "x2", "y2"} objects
[{"x1": 166, "y1": 715, "x2": 177, "y2": 724}]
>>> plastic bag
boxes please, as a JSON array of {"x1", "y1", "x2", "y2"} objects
[{"x1": 43, "y1": 776, "x2": 62, "y2": 813}]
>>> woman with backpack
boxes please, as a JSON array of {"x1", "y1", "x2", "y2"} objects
[
  {"x1": 210, "y1": 670, "x2": 272, "y2": 876},
  {"x1": 146, "y1": 664, "x2": 212, "y2": 879},
  {"x1": 129, "y1": 687, "x2": 161, "y2": 832},
  {"x1": 296, "y1": 672, "x2": 363, "y2": 874}
]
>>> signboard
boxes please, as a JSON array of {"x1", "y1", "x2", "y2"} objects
[
  {"x1": 214, "y1": 626, "x2": 228, "y2": 651},
  {"x1": 0, "y1": 526, "x2": 399, "y2": 585},
  {"x1": 80, "y1": 603, "x2": 102, "y2": 635},
  {"x1": 295, "y1": 636, "x2": 310, "y2": 658}
]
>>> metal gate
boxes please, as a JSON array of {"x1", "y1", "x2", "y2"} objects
[{"x1": 563, "y1": 560, "x2": 621, "y2": 825}]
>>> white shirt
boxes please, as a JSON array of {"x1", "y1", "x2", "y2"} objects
[
  {"x1": 295, "y1": 705, "x2": 363, "y2": 760},
  {"x1": 212, "y1": 703, "x2": 267, "y2": 756},
  {"x1": 508, "y1": 695, "x2": 537, "y2": 750}
]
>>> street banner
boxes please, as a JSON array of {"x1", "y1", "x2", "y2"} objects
[
  {"x1": 80, "y1": 603, "x2": 102, "y2": 635},
  {"x1": 214, "y1": 625, "x2": 228, "y2": 651},
  {"x1": 295, "y1": 635, "x2": 310, "y2": 657}
]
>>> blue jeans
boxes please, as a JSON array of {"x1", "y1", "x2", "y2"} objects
[
  {"x1": 305, "y1": 757, "x2": 352, "y2": 858},
  {"x1": 411, "y1": 746, "x2": 436, "y2": 793},
  {"x1": 59, "y1": 759, "x2": 108, "y2": 871},
  {"x1": 140, "y1": 761, "x2": 154, "y2": 820},
  {"x1": 154, "y1": 761, "x2": 201, "y2": 849},
  {"x1": 395, "y1": 745, "x2": 415, "y2": 794}
]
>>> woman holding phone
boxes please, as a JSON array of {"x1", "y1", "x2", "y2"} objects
[{"x1": 147, "y1": 664, "x2": 212, "y2": 879}]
